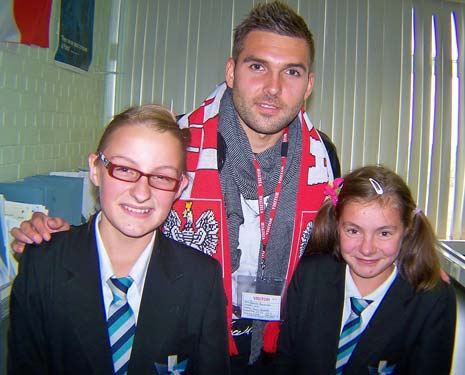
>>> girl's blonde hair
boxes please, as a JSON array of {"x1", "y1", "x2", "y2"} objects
[{"x1": 97, "y1": 104, "x2": 191, "y2": 171}]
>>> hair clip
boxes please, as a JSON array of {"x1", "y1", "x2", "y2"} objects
[
  {"x1": 324, "y1": 177, "x2": 344, "y2": 206},
  {"x1": 369, "y1": 178, "x2": 384, "y2": 195}
]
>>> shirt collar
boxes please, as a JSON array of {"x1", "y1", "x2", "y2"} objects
[
  {"x1": 94, "y1": 211, "x2": 156, "y2": 295},
  {"x1": 345, "y1": 263, "x2": 398, "y2": 302}
]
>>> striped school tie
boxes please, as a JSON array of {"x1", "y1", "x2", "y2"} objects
[
  {"x1": 335, "y1": 297, "x2": 373, "y2": 374},
  {"x1": 107, "y1": 277, "x2": 136, "y2": 375}
]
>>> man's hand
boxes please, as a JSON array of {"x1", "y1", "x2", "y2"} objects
[
  {"x1": 440, "y1": 268, "x2": 451, "y2": 284},
  {"x1": 10, "y1": 212, "x2": 71, "y2": 253}
]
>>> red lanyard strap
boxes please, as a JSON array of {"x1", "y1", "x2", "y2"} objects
[{"x1": 253, "y1": 128, "x2": 289, "y2": 273}]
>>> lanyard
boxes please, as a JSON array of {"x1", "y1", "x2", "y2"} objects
[{"x1": 253, "y1": 128, "x2": 289, "y2": 273}]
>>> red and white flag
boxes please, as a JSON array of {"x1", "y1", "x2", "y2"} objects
[{"x1": 0, "y1": 0, "x2": 52, "y2": 48}]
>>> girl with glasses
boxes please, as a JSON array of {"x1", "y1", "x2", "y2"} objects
[{"x1": 8, "y1": 105, "x2": 230, "y2": 374}]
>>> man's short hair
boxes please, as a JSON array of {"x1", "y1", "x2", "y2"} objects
[{"x1": 232, "y1": 1, "x2": 315, "y2": 69}]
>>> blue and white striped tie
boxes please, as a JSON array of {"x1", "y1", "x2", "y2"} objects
[
  {"x1": 335, "y1": 297, "x2": 373, "y2": 374},
  {"x1": 107, "y1": 277, "x2": 136, "y2": 375}
]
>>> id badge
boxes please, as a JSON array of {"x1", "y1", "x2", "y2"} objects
[
  {"x1": 234, "y1": 275, "x2": 285, "y2": 320},
  {"x1": 241, "y1": 292, "x2": 282, "y2": 321}
]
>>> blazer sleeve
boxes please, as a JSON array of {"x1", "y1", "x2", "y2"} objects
[
  {"x1": 406, "y1": 283, "x2": 457, "y2": 375},
  {"x1": 8, "y1": 246, "x2": 49, "y2": 375},
  {"x1": 197, "y1": 260, "x2": 230, "y2": 374}
]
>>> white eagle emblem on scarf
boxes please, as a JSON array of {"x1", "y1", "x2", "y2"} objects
[
  {"x1": 299, "y1": 220, "x2": 313, "y2": 257},
  {"x1": 164, "y1": 201, "x2": 219, "y2": 256}
]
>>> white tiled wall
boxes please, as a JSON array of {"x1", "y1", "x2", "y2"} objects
[{"x1": 0, "y1": 0, "x2": 112, "y2": 182}]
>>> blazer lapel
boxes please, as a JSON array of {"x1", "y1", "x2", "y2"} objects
[
  {"x1": 62, "y1": 221, "x2": 114, "y2": 374},
  {"x1": 345, "y1": 275, "x2": 414, "y2": 374},
  {"x1": 129, "y1": 232, "x2": 185, "y2": 374},
  {"x1": 312, "y1": 260, "x2": 346, "y2": 373}
]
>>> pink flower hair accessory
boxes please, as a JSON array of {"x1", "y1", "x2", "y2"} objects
[{"x1": 324, "y1": 177, "x2": 344, "y2": 206}]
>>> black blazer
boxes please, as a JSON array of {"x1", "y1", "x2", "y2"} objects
[
  {"x1": 8, "y1": 218, "x2": 230, "y2": 375},
  {"x1": 275, "y1": 254, "x2": 456, "y2": 375}
]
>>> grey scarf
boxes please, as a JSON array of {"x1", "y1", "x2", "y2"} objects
[{"x1": 218, "y1": 88, "x2": 302, "y2": 363}]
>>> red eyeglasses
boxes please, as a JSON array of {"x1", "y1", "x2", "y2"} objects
[{"x1": 98, "y1": 152, "x2": 181, "y2": 192}]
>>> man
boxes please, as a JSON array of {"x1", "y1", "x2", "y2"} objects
[{"x1": 11, "y1": 2, "x2": 340, "y2": 373}]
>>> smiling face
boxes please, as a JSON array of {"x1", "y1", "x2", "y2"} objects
[
  {"x1": 225, "y1": 30, "x2": 314, "y2": 152},
  {"x1": 89, "y1": 124, "x2": 188, "y2": 250},
  {"x1": 337, "y1": 199, "x2": 405, "y2": 295}
]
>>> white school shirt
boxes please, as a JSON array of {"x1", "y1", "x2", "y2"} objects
[
  {"x1": 341, "y1": 264, "x2": 398, "y2": 334},
  {"x1": 231, "y1": 195, "x2": 264, "y2": 308},
  {"x1": 94, "y1": 212, "x2": 155, "y2": 322}
]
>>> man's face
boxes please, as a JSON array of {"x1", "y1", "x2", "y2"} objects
[{"x1": 226, "y1": 30, "x2": 314, "y2": 139}]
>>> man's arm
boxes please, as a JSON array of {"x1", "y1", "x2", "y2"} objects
[
  {"x1": 318, "y1": 130, "x2": 341, "y2": 178},
  {"x1": 10, "y1": 212, "x2": 70, "y2": 253}
]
